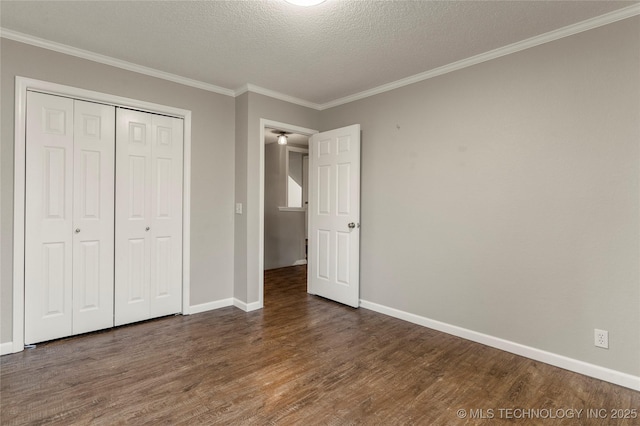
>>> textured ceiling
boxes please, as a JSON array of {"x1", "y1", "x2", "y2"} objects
[{"x1": 1, "y1": 1, "x2": 637, "y2": 105}]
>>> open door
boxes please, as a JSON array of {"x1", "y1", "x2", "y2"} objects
[{"x1": 308, "y1": 124, "x2": 360, "y2": 308}]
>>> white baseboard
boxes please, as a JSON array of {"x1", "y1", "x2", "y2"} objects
[
  {"x1": 189, "y1": 298, "x2": 234, "y2": 315},
  {"x1": 2, "y1": 297, "x2": 260, "y2": 356},
  {"x1": 293, "y1": 259, "x2": 307, "y2": 266},
  {"x1": 1, "y1": 341, "x2": 15, "y2": 356},
  {"x1": 233, "y1": 298, "x2": 262, "y2": 312},
  {"x1": 359, "y1": 299, "x2": 640, "y2": 391}
]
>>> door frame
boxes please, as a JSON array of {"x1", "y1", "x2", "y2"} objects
[
  {"x1": 12, "y1": 76, "x2": 192, "y2": 353},
  {"x1": 258, "y1": 119, "x2": 317, "y2": 307}
]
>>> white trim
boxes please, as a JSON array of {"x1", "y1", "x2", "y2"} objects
[
  {"x1": 12, "y1": 76, "x2": 192, "y2": 352},
  {"x1": 278, "y1": 207, "x2": 306, "y2": 212},
  {"x1": 233, "y1": 299, "x2": 247, "y2": 311},
  {"x1": 260, "y1": 120, "x2": 319, "y2": 139},
  {"x1": 319, "y1": 4, "x2": 640, "y2": 110},
  {"x1": 12, "y1": 78, "x2": 27, "y2": 354},
  {"x1": 236, "y1": 84, "x2": 319, "y2": 110},
  {"x1": 360, "y1": 299, "x2": 640, "y2": 391},
  {"x1": 3, "y1": 5, "x2": 639, "y2": 111},
  {"x1": 189, "y1": 298, "x2": 234, "y2": 315},
  {"x1": 293, "y1": 259, "x2": 307, "y2": 266},
  {"x1": 0, "y1": 28, "x2": 235, "y2": 96},
  {"x1": 0, "y1": 29, "x2": 235, "y2": 98},
  {"x1": 182, "y1": 114, "x2": 192, "y2": 315},
  {"x1": 258, "y1": 120, "x2": 318, "y2": 310},
  {"x1": 285, "y1": 146, "x2": 309, "y2": 154},
  {"x1": 1, "y1": 342, "x2": 14, "y2": 356},
  {"x1": 233, "y1": 298, "x2": 262, "y2": 312}
]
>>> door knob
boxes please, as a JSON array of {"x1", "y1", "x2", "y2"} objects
[
  {"x1": 145, "y1": 227, "x2": 150, "y2": 231},
  {"x1": 348, "y1": 222, "x2": 356, "y2": 229},
  {"x1": 75, "y1": 228, "x2": 81, "y2": 233}
]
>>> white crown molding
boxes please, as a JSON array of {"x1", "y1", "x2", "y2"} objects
[
  {"x1": 236, "y1": 83, "x2": 321, "y2": 110},
  {"x1": 0, "y1": 28, "x2": 236, "y2": 97},
  {"x1": 2, "y1": 4, "x2": 639, "y2": 110},
  {"x1": 318, "y1": 3, "x2": 640, "y2": 110}
]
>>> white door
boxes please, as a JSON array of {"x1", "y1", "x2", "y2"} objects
[
  {"x1": 25, "y1": 92, "x2": 74, "y2": 344},
  {"x1": 25, "y1": 92, "x2": 115, "y2": 344},
  {"x1": 72, "y1": 100, "x2": 115, "y2": 334},
  {"x1": 115, "y1": 108, "x2": 183, "y2": 326},
  {"x1": 149, "y1": 113, "x2": 184, "y2": 318},
  {"x1": 308, "y1": 124, "x2": 361, "y2": 308}
]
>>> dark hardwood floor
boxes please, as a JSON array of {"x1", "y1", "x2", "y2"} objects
[{"x1": 2, "y1": 265, "x2": 639, "y2": 425}]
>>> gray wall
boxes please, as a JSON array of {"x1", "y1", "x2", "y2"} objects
[
  {"x1": 320, "y1": 16, "x2": 640, "y2": 375},
  {"x1": 234, "y1": 93, "x2": 249, "y2": 303},
  {"x1": 234, "y1": 92, "x2": 319, "y2": 304},
  {"x1": 264, "y1": 143, "x2": 306, "y2": 270},
  {"x1": 1, "y1": 39, "x2": 236, "y2": 343}
]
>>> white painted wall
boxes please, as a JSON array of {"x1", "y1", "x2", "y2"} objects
[{"x1": 320, "y1": 16, "x2": 640, "y2": 376}]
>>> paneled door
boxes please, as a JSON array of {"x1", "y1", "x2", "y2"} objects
[
  {"x1": 115, "y1": 108, "x2": 183, "y2": 326},
  {"x1": 25, "y1": 92, "x2": 115, "y2": 344},
  {"x1": 72, "y1": 100, "x2": 116, "y2": 334},
  {"x1": 308, "y1": 124, "x2": 361, "y2": 308}
]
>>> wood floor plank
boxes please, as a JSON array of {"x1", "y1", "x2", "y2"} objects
[{"x1": 2, "y1": 265, "x2": 639, "y2": 425}]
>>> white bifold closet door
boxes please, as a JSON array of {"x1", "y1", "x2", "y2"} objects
[
  {"x1": 114, "y1": 108, "x2": 183, "y2": 326},
  {"x1": 25, "y1": 91, "x2": 115, "y2": 344}
]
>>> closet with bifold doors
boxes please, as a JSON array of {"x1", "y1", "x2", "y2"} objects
[
  {"x1": 114, "y1": 108, "x2": 183, "y2": 326},
  {"x1": 24, "y1": 91, "x2": 184, "y2": 345}
]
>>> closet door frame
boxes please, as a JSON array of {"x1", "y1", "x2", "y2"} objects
[{"x1": 11, "y1": 76, "x2": 192, "y2": 354}]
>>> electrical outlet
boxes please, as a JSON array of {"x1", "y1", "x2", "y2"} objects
[{"x1": 594, "y1": 329, "x2": 609, "y2": 349}]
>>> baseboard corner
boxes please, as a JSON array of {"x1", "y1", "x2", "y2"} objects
[
  {"x1": 233, "y1": 298, "x2": 263, "y2": 312},
  {"x1": 189, "y1": 298, "x2": 234, "y2": 315}
]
